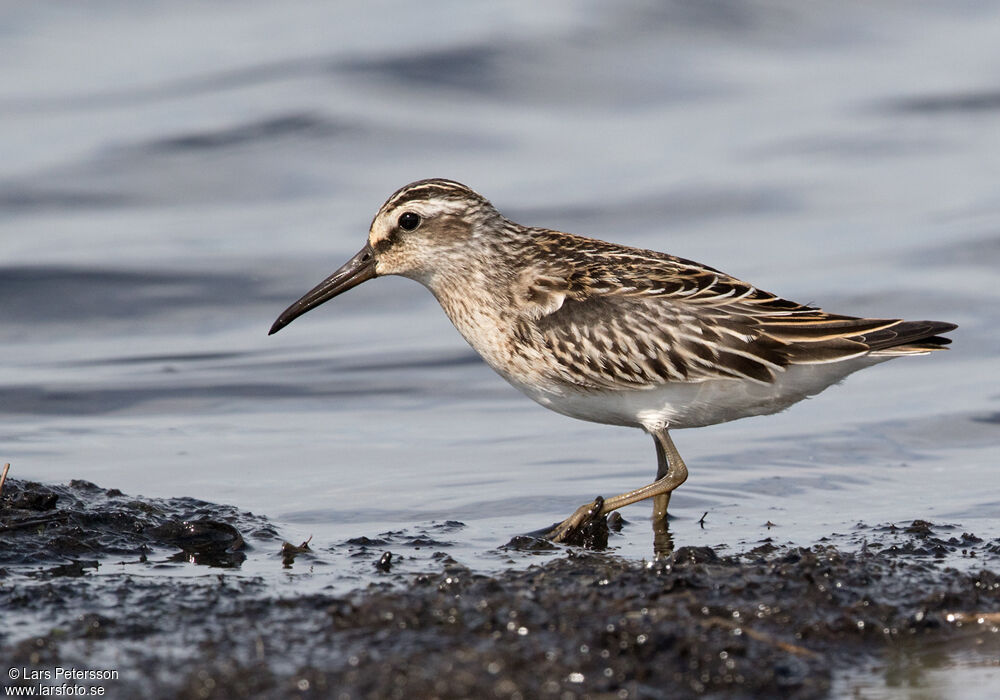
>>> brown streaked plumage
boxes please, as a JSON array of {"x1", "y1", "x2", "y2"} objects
[{"x1": 270, "y1": 178, "x2": 956, "y2": 550}]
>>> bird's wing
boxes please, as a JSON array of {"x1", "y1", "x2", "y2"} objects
[{"x1": 510, "y1": 242, "x2": 916, "y2": 391}]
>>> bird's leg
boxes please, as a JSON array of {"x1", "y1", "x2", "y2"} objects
[
  {"x1": 650, "y1": 429, "x2": 685, "y2": 525},
  {"x1": 547, "y1": 429, "x2": 689, "y2": 544},
  {"x1": 650, "y1": 430, "x2": 685, "y2": 556}
]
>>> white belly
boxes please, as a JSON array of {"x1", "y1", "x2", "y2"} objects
[{"x1": 505, "y1": 357, "x2": 889, "y2": 431}]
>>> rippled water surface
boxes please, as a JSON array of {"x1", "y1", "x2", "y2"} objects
[{"x1": 2, "y1": 0, "x2": 998, "y2": 624}]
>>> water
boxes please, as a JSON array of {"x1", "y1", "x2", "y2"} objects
[{"x1": 2, "y1": 0, "x2": 998, "y2": 662}]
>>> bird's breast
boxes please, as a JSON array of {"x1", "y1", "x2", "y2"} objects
[{"x1": 431, "y1": 278, "x2": 557, "y2": 386}]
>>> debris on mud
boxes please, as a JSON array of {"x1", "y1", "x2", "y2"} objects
[
  {"x1": 2, "y1": 478, "x2": 999, "y2": 699},
  {"x1": 281, "y1": 535, "x2": 313, "y2": 568}
]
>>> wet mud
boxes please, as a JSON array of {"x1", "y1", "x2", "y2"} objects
[{"x1": 2, "y1": 479, "x2": 999, "y2": 699}]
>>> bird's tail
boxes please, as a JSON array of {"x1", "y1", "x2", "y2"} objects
[{"x1": 863, "y1": 320, "x2": 957, "y2": 356}]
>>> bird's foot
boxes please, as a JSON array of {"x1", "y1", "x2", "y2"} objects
[{"x1": 545, "y1": 496, "x2": 608, "y2": 548}]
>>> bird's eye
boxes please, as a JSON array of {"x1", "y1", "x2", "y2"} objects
[{"x1": 398, "y1": 212, "x2": 421, "y2": 231}]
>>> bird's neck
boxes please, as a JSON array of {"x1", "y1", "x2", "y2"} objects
[{"x1": 417, "y1": 228, "x2": 530, "y2": 369}]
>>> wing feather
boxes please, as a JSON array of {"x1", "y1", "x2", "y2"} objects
[{"x1": 510, "y1": 234, "x2": 953, "y2": 390}]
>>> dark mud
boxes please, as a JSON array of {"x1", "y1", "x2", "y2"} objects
[{"x1": 2, "y1": 479, "x2": 999, "y2": 699}]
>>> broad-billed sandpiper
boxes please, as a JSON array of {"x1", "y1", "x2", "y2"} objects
[{"x1": 270, "y1": 179, "x2": 956, "y2": 545}]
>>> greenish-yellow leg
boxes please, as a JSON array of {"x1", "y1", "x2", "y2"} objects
[{"x1": 548, "y1": 428, "x2": 689, "y2": 543}]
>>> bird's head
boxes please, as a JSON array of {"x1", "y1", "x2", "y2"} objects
[{"x1": 268, "y1": 179, "x2": 495, "y2": 335}]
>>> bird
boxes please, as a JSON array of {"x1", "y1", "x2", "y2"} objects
[{"x1": 269, "y1": 178, "x2": 956, "y2": 546}]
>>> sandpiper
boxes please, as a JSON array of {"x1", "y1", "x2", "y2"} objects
[{"x1": 270, "y1": 179, "x2": 956, "y2": 545}]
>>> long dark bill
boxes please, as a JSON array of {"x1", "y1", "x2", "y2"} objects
[{"x1": 269, "y1": 243, "x2": 376, "y2": 335}]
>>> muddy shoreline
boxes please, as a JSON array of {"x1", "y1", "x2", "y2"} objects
[{"x1": 2, "y1": 478, "x2": 998, "y2": 699}]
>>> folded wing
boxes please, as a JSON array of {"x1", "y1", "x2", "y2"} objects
[{"x1": 512, "y1": 235, "x2": 955, "y2": 391}]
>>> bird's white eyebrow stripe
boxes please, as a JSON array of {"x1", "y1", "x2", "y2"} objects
[
  {"x1": 382, "y1": 181, "x2": 482, "y2": 212},
  {"x1": 382, "y1": 198, "x2": 473, "y2": 222}
]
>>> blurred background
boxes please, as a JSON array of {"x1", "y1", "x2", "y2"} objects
[{"x1": 2, "y1": 1, "x2": 998, "y2": 574}]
